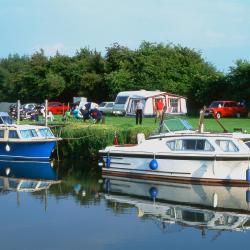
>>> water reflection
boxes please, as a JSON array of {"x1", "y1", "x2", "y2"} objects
[
  {"x1": 0, "y1": 161, "x2": 60, "y2": 193},
  {"x1": 102, "y1": 176, "x2": 250, "y2": 233},
  {"x1": 1, "y1": 160, "x2": 250, "y2": 249}
]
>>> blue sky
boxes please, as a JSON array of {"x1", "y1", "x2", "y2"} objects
[{"x1": 0, "y1": 0, "x2": 250, "y2": 71}]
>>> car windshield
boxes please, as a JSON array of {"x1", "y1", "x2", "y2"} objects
[
  {"x1": 106, "y1": 103, "x2": 114, "y2": 107},
  {"x1": 115, "y1": 96, "x2": 128, "y2": 104},
  {"x1": 99, "y1": 102, "x2": 106, "y2": 107},
  {"x1": 209, "y1": 101, "x2": 224, "y2": 108},
  {"x1": 48, "y1": 103, "x2": 62, "y2": 107}
]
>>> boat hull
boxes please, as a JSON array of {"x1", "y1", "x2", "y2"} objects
[
  {"x1": 101, "y1": 153, "x2": 250, "y2": 186},
  {"x1": 0, "y1": 141, "x2": 57, "y2": 161}
]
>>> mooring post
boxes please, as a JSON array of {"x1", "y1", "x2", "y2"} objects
[
  {"x1": 17, "y1": 100, "x2": 21, "y2": 124},
  {"x1": 45, "y1": 99, "x2": 48, "y2": 127}
]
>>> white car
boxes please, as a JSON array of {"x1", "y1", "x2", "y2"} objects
[{"x1": 99, "y1": 102, "x2": 114, "y2": 114}]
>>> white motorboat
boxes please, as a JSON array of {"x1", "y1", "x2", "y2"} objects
[{"x1": 99, "y1": 117, "x2": 250, "y2": 185}]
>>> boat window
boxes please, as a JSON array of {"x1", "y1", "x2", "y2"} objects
[
  {"x1": 0, "y1": 116, "x2": 13, "y2": 124},
  {"x1": 20, "y1": 129, "x2": 38, "y2": 138},
  {"x1": 8, "y1": 130, "x2": 19, "y2": 139},
  {"x1": 39, "y1": 128, "x2": 54, "y2": 138},
  {"x1": 215, "y1": 140, "x2": 239, "y2": 152},
  {"x1": 214, "y1": 215, "x2": 238, "y2": 226},
  {"x1": 0, "y1": 130, "x2": 4, "y2": 138},
  {"x1": 38, "y1": 182, "x2": 50, "y2": 188},
  {"x1": 9, "y1": 180, "x2": 18, "y2": 188},
  {"x1": 115, "y1": 96, "x2": 128, "y2": 104},
  {"x1": 19, "y1": 181, "x2": 37, "y2": 189},
  {"x1": 245, "y1": 141, "x2": 250, "y2": 148},
  {"x1": 167, "y1": 139, "x2": 214, "y2": 151}
]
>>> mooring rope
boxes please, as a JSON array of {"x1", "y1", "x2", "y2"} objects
[{"x1": 62, "y1": 134, "x2": 97, "y2": 140}]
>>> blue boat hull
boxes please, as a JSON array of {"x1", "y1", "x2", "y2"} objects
[{"x1": 0, "y1": 141, "x2": 57, "y2": 161}]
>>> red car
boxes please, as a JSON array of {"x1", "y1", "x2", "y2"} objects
[
  {"x1": 48, "y1": 102, "x2": 69, "y2": 115},
  {"x1": 205, "y1": 100, "x2": 248, "y2": 119}
]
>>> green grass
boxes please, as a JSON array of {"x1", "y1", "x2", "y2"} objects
[
  {"x1": 95, "y1": 116, "x2": 250, "y2": 133},
  {"x1": 23, "y1": 115, "x2": 250, "y2": 133}
]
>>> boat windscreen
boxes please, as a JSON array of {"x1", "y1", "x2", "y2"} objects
[
  {"x1": 115, "y1": 96, "x2": 128, "y2": 104},
  {"x1": 0, "y1": 116, "x2": 14, "y2": 124},
  {"x1": 162, "y1": 118, "x2": 193, "y2": 132}
]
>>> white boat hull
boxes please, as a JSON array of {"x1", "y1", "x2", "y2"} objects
[{"x1": 101, "y1": 153, "x2": 250, "y2": 185}]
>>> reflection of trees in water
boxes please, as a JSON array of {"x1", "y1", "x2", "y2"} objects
[{"x1": 30, "y1": 159, "x2": 102, "y2": 206}]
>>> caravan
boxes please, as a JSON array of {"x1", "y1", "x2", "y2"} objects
[{"x1": 112, "y1": 90, "x2": 187, "y2": 116}]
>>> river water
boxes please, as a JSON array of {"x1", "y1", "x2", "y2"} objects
[{"x1": 1, "y1": 159, "x2": 250, "y2": 250}]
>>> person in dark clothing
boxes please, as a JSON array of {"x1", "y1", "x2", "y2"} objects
[
  {"x1": 135, "y1": 100, "x2": 144, "y2": 125},
  {"x1": 90, "y1": 109, "x2": 105, "y2": 123}
]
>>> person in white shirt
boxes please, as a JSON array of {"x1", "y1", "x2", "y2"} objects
[{"x1": 135, "y1": 100, "x2": 144, "y2": 125}]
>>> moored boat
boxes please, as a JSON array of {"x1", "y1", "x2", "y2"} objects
[
  {"x1": 99, "y1": 117, "x2": 250, "y2": 185},
  {"x1": 0, "y1": 122, "x2": 61, "y2": 161}
]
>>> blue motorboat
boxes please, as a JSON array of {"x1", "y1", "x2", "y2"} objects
[{"x1": 0, "y1": 112, "x2": 61, "y2": 161}]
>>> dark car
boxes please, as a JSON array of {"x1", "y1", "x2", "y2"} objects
[{"x1": 205, "y1": 100, "x2": 248, "y2": 119}]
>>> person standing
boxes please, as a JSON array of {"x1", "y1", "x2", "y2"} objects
[
  {"x1": 135, "y1": 100, "x2": 144, "y2": 125},
  {"x1": 155, "y1": 99, "x2": 164, "y2": 123}
]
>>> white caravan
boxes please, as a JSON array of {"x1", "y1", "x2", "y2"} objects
[{"x1": 112, "y1": 90, "x2": 187, "y2": 116}]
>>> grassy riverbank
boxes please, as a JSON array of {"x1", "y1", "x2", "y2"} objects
[{"x1": 54, "y1": 116, "x2": 250, "y2": 160}]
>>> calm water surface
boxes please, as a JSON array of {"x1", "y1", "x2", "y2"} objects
[{"x1": 1, "y1": 160, "x2": 250, "y2": 250}]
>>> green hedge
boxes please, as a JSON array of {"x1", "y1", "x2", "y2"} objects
[{"x1": 58, "y1": 125, "x2": 155, "y2": 160}]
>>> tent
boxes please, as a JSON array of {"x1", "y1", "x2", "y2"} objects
[{"x1": 113, "y1": 90, "x2": 187, "y2": 116}]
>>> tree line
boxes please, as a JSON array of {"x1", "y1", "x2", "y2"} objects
[{"x1": 0, "y1": 41, "x2": 249, "y2": 112}]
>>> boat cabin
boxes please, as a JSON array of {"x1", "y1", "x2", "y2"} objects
[{"x1": 0, "y1": 125, "x2": 55, "y2": 141}]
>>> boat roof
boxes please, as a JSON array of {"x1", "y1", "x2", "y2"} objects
[{"x1": 0, "y1": 124, "x2": 48, "y2": 129}]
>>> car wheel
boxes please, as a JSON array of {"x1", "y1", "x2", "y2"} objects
[
  {"x1": 236, "y1": 112, "x2": 241, "y2": 118},
  {"x1": 216, "y1": 112, "x2": 221, "y2": 119}
]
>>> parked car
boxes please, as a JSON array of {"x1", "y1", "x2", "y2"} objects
[
  {"x1": 205, "y1": 100, "x2": 248, "y2": 119},
  {"x1": 99, "y1": 102, "x2": 114, "y2": 114},
  {"x1": 22, "y1": 103, "x2": 37, "y2": 111},
  {"x1": 47, "y1": 102, "x2": 69, "y2": 115}
]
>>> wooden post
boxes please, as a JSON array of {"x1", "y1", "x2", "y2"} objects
[
  {"x1": 198, "y1": 106, "x2": 205, "y2": 133},
  {"x1": 45, "y1": 99, "x2": 48, "y2": 127},
  {"x1": 17, "y1": 100, "x2": 21, "y2": 124}
]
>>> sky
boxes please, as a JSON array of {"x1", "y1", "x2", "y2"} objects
[{"x1": 0, "y1": 0, "x2": 250, "y2": 72}]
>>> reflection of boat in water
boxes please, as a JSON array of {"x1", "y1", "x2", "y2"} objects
[
  {"x1": 99, "y1": 117, "x2": 250, "y2": 185},
  {"x1": 103, "y1": 176, "x2": 250, "y2": 232},
  {"x1": 0, "y1": 161, "x2": 60, "y2": 192}
]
